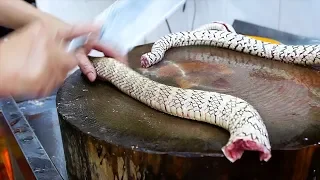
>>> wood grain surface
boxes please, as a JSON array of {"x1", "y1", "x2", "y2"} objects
[{"x1": 57, "y1": 44, "x2": 320, "y2": 180}]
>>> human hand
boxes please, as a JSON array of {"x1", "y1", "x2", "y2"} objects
[
  {"x1": 75, "y1": 41, "x2": 127, "y2": 82},
  {"x1": 41, "y1": 15, "x2": 127, "y2": 82},
  {"x1": 0, "y1": 20, "x2": 100, "y2": 98}
]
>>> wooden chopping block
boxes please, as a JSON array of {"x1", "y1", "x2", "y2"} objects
[{"x1": 57, "y1": 44, "x2": 320, "y2": 180}]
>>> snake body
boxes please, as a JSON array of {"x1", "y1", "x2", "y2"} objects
[
  {"x1": 92, "y1": 57, "x2": 271, "y2": 163},
  {"x1": 92, "y1": 22, "x2": 319, "y2": 162},
  {"x1": 140, "y1": 22, "x2": 320, "y2": 68}
]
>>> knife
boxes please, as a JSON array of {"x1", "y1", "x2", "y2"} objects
[{"x1": 67, "y1": 0, "x2": 186, "y2": 56}]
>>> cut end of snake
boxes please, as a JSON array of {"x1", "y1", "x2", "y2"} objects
[
  {"x1": 221, "y1": 138, "x2": 271, "y2": 163},
  {"x1": 141, "y1": 54, "x2": 151, "y2": 68}
]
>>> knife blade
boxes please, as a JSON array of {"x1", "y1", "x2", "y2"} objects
[{"x1": 67, "y1": 0, "x2": 186, "y2": 56}]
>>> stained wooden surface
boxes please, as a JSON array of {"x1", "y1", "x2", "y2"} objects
[{"x1": 57, "y1": 44, "x2": 320, "y2": 180}]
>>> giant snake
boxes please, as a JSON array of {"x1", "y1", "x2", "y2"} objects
[{"x1": 90, "y1": 21, "x2": 320, "y2": 163}]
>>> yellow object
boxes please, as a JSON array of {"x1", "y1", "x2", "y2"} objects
[{"x1": 247, "y1": 35, "x2": 281, "y2": 44}]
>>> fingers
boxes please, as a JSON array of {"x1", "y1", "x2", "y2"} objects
[
  {"x1": 76, "y1": 42, "x2": 129, "y2": 82},
  {"x1": 76, "y1": 48, "x2": 97, "y2": 82},
  {"x1": 0, "y1": 20, "x2": 103, "y2": 98},
  {"x1": 58, "y1": 22, "x2": 128, "y2": 83},
  {"x1": 31, "y1": 22, "x2": 77, "y2": 96},
  {"x1": 91, "y1": 43, "x2": 128, "y2": 64}
]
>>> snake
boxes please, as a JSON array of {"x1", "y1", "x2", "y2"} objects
[
  {"x1": 140, "y1": 21, "x2": 320, "y2": 68},
  {"x1": 91, "y1": 21, "x2": 319, "y2": 163}
]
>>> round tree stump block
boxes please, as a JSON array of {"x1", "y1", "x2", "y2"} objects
[{"x1": 57, "y1": 44, "x2": 320, "y2": 180}]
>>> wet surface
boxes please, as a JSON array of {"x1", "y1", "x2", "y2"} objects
[
  {"x1": 0, "y1": 97, "x2": 63, "y2": 180},
  {"x1": 17, "y1": 96, "x2": 67, "y2": 179},
  {"x1": 57, "y1": 44, "x2": 320, "y2": 155}
]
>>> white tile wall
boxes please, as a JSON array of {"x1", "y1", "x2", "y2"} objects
[
  {"x1": 225, "y1": 0, "x2": 280, "y2": 29},
  {"x1": 36, "y1": 0, "x2": 320, "y2": 44},
  {"x1": 279, "y1": 0, "x2": 320, "y2": 39},
  {"x1": 36, "y1": 0, "x2": 116, "y2": 23}
]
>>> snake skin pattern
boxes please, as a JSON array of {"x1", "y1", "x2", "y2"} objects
[
  {"x1": 91, "y1": 21, "x2": 320, "y2": 162},
  {"x1": 140, "y1": 22, "x2": 320, "y2": 68},
  {"x1": 92, "y1": 55, "x2": 271, "y2": 163}
]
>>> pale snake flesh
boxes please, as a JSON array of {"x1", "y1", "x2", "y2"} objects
[{"x1": 91, "y1": 21, "x2": 319, "y2": 163}]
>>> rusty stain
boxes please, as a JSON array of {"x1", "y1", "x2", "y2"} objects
[
  {"x1": 277, "y1": 85, "x2": 286, "y2": 94},
  {"x1": 250, "y1": 71, "x2": 288, "y2": 81},
  {"x1": 212, "y1": 78, "x2": 231, "y2": 89},
  {"x1": 10, "y1": 118, "x2": 20, "y2": 126},
  {"x1": 13, "y1": 127, "x2": 28, "y2": 133},
  {"x1": 25, "y1": 113, "x2": 42, "y2": 121},
  {"x1": 175, "y1": 75, "x2": 231, "y2": 90},
  {"x1": 175, "y1": 77, "x2": 201, "y2": 89},
  {"x1": 156, "y1": 61, "x2": 233, "y2": 78}
]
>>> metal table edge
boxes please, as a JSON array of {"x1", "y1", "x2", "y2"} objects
[{"x1": 0, "y1": 96, "x2": 63, "y2": 180}]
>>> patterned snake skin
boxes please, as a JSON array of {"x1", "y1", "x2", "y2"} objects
[
  {"x1": 92, "y1": 56, "x2": 271, "y2": 163},
  {"x1": 91, "y1": 21, "x2": 319, "y2": 162},
  {"x1": 140, "y1": 22, "x2": 320, "y2": 68}
]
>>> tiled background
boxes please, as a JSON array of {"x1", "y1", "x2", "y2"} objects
[{"x1": 36, "y1": 0, "x2": 320, "y2": 44}]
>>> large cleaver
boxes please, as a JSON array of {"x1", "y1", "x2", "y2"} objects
[{"x1": 67, "y1": 0, "x2": 186, "y2": 56}]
